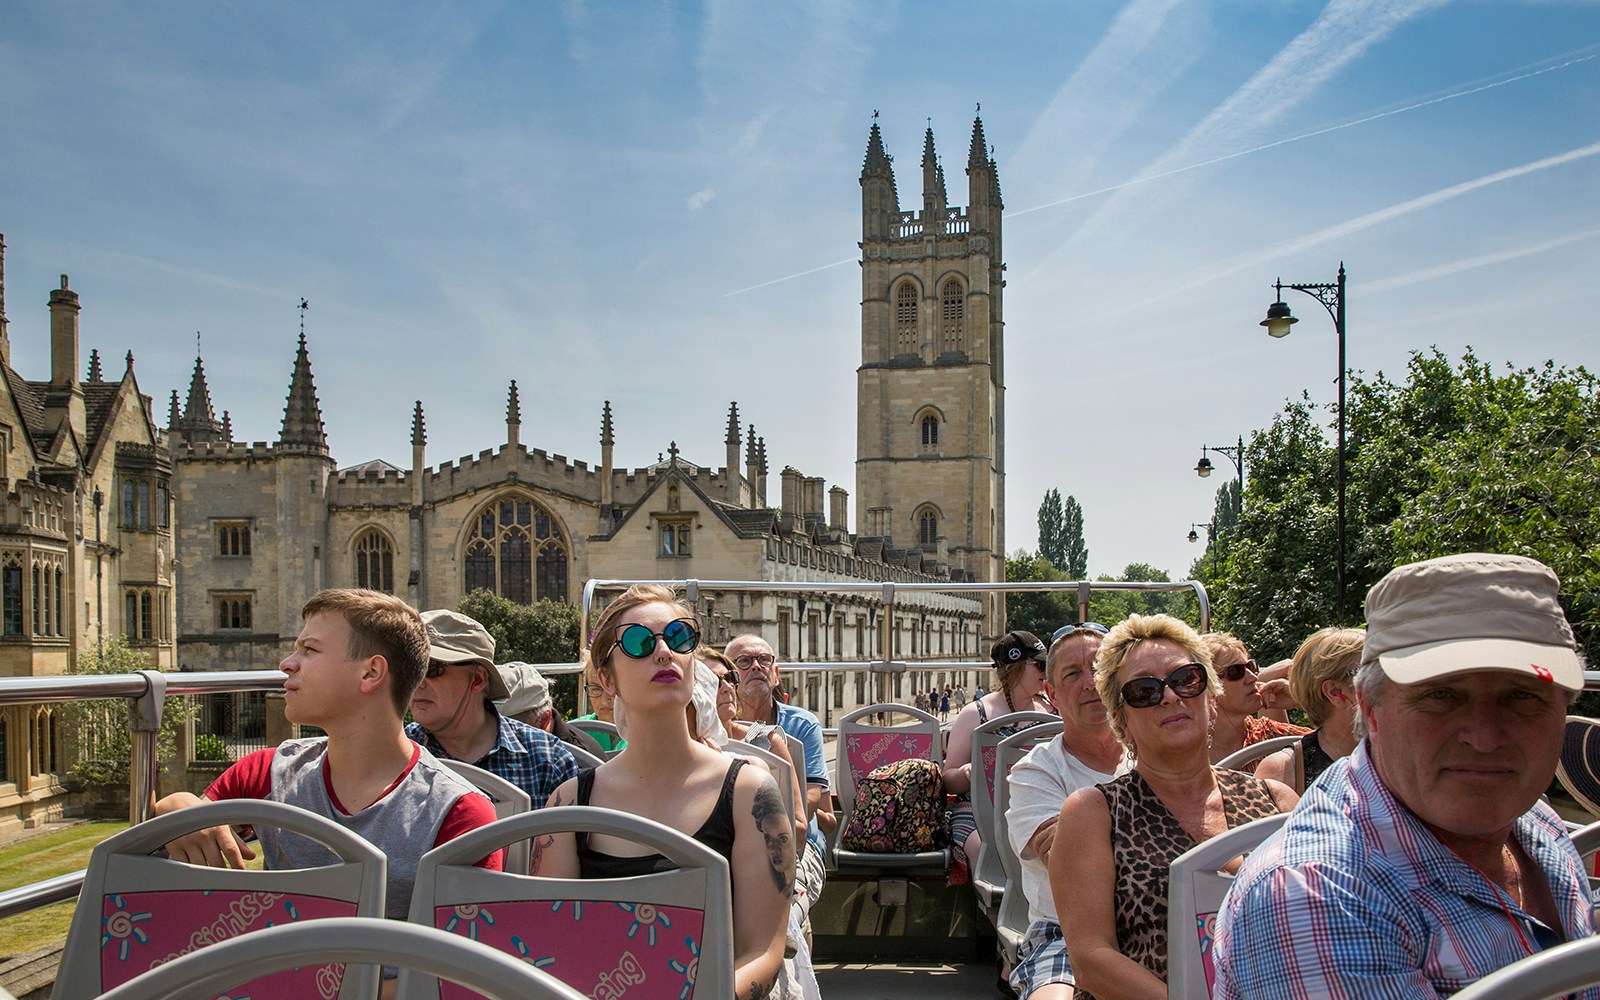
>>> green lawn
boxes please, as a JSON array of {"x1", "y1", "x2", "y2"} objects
[{"x1": 0, "y1": 821, "x2": 127, "y2": 958}]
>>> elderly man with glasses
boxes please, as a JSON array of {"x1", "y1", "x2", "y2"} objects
[
  {"x1": 727, "y1": 632, "x2": 830, "y2": 946},
  {"x1": 405, "y1": 609, "x2": 577, "y2": 808}
]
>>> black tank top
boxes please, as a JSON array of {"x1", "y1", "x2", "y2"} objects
[{"x1": 575, "y1": 757, "x2": 745, "y2": 879}]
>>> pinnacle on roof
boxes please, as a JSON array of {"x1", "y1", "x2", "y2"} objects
[
  {"x1": 221, "y1": 410, "x2": 232, "y2": 441},
  {"x1": 182, "y1": 354, "x2": 218, "y2": 428},
  {"x1": 861, "y1": 121, "x2": 894, "y2": 179},
  {"x1": 725, "y1": 402, "x2": 740, "y2": 444},
  {"x1": 124, "y1": 350, "x2": 134, "y2": 371},
  {"x1": 507, "y1": 380, "x2": 521, "y2": 424},
  {"x1": 411, "y1": 400, "x2": 426, "y2": 447},
  {"x1": 87, "y1": 348, "x2": 103, "y2": 382},
  {"x1": 746, "y1": 423, "x2": 758, "y2": 465},
  {"x1": 968, "y1": 110, "x2": 988, "y2": 170},
  {"x1": 168, "y1": 390, "x2": 180, "y2": 428},
  {"x1": 757, "y1": 435, "x2": 768, "y2": 475},
  {"x1": 600, "y1": 400, "x2": 614, "y2": 447},
  {"x1": 277, "y1": 331, "x2": 328, "y2": 451},
  {"x1": 922, "y1": 126, "x2": 937, "y2": 168}
]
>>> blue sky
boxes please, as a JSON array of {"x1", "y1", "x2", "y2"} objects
[{"x1": 2, "y1": 1, "x2": 1597, "y2": 585}]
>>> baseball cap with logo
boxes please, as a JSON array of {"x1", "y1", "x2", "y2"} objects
[
  {"x1": 1361, "y1": 552, "x2": 1583, "y2": 691},
  {"x1": 421, "y1": 609, "x2": 510, "y2": 701},
  {"x1": 991, "y1": 630, "x2": 1048, "y2": 667}
]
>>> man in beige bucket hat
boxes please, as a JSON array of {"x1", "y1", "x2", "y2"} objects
[
  {"x1": 1214, "y1": 553, "x2": 1597, "y2": 998},
  {"x1": 405, "y1": 609, "x2": 577, "y2": 807}
]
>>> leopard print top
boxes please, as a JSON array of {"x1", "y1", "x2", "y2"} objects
[{"x1": 1078, "y1": 767, "x2": 1278, "y2": 998}]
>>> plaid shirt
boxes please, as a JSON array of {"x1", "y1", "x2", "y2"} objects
[
  {"x1": 406, "y1": 708, "x2": 577, "y2": 808},
  {"x1": 1213, "y1": 741, "x2": 1598, "y2": 999}
]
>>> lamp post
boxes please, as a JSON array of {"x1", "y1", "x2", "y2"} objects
[
  {"x1": 1261, "y1": 262, "x2": 1347, "y2": 623},
  {"x1": 1188, "y1": 521, "x2": 1217, "y2": 577},
  {"x1": 1194, "y1": 435, "x2": 1245, "y2": 486}
]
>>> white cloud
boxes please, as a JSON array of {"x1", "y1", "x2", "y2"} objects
[{"x1": 688, "y1": 187, "x2": 717, "y2": 212}]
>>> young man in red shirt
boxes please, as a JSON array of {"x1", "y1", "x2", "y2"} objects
[{"x1": 154, "y1": 589, "x2": 502, "y2": 920}]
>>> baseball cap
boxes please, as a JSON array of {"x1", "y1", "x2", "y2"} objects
[
  {"x1": 496, "y1": 662, "x2": 551, "y2": 717},
  {"x1": 991, "y1": 630, "x2": 1048, "y2": 666},
  {"x1": 421, "y1": 609, "x2": 510, "y2": 701},
  {"x1": 1362, "y1": 552, "x2": 1582, "y2": 690}
]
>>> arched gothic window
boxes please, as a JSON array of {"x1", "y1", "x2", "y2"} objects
[
  {"x1": 354, "y1": 529, "x2": 395, "y2": 593},
  {"x1": 941, "y1": 279, "x2": 964, "y2": 353},
  {"x1": 463, "y1": 495, "x2": 569, "y2": 604},
  {"x1": 920, "y1": 414, "x2": 939, "y2": 450},
  {"x1": 894, "y1": 281, "x2": 918, "y2": 354},
  {"x1": 918, "y1": 509, "x2": 938, "y2": 546}
]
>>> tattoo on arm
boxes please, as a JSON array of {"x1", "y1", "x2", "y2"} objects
[
  {"x1": 751, "y1": 780, "x2": 794, "y2": 895},
  {"x1": 746, "y1": 981, "x2": 772, "y2": 1000},
  {"x1": 528, "y1": 791, "x2": 563, "y2": 875}
]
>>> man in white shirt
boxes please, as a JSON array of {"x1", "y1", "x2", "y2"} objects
[{"x1": 1004, "y1": 624, "x2": 1127, "y2": 999}]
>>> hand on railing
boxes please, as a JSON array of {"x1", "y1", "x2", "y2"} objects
[{"x1": 153, "y1": 792, "x2": 256, "y2": 870}]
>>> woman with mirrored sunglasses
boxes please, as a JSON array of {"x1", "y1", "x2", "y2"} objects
[
  {"x1": 1202, "y1": 631, "x2": 1310, "y2": 766},
  {"x1": 539, "y1": 585, "x2": 788, "y2": 999},
  {"x1": 1048, "y1": 614, "x2": 1298, "y2": 1000}
]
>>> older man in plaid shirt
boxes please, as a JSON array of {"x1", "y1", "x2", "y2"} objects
[
  {"x1": 1213, "y1": 554, "x2": 1597, "y2": 998},
  {"x1": 405, "y1": 609, "x2": 576, "y2": 806}
]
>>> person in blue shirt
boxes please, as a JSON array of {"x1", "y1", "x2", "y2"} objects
[{"x1": 727, "y1": 633, "x2": 829, "y2": 935}]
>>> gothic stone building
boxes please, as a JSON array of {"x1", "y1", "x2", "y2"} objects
[
  {"x1": 0, "y1": 236, "x2": 177, "y2": 838},
  {"x1": 168, "y1": 113, "x2": 1008, "y2": 717}
]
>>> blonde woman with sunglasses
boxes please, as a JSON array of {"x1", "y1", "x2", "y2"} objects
[
  {"x1": 540, "y1": 585, "x2": 788, "y2": 999},
  {"x1": 1202, "y1": 631, "x2": 1310, "y2": 765},
  {"x1": 1049, "y1": 615, "x2": 1298, "y2": 1000}
]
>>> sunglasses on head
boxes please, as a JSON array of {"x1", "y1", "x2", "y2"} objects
[
  {"x1": 1051, "y1": 622, "x2": 1109, "y2": 642},
  {"x1": 1219, "y1": 660, "x2": 1258, "y2": 682},
  {"x1": 615, "y1": 618, "x2": 700, "y2": 659},
  {"x1": 1120, "y1": 663, "x2": 1209, "y2": 709}
]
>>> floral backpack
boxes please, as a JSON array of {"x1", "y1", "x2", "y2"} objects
[{"x1": 839, "y1": 757, "x2": 947, "y2": 853}]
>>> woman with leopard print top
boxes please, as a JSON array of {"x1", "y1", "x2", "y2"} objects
[{"x1": 1049, "y1": 614, "x2": 1299, "y2": 1000}]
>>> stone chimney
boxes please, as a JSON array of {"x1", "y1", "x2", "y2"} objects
[
  {"x1": 780, "y1": 466, "x2": 804, "y2": 517},
  {"x1": 47, "y1": 275, "x2": 86, "y2": 444},
  {"x1": 829, "y1": 486, "x2": 849, "y2": 530}
]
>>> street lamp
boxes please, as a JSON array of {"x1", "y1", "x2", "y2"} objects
[
  {"x1": 1195, "y1": 435, "x2": 1245, "y2": 486},
  {"x1": 1188, "y1": 521, "x2": 1218, "y2": 576},
  {"x1": 1261, "y1": 262, "x2": 1348, "y2": 622}
]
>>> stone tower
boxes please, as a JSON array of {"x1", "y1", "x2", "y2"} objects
[{"x1": 855, "y1": 111, "x2": 1005, "y2": 631}]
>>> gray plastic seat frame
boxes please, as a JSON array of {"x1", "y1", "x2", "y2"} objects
[
  {"x1": 95, "y1": 917, "x2": 588, "y2": 1000},
  {"x1": 54, "y1": 798, "x2": 387, "y2": 1000},
  {"x1": 434, "y1": 758, "x2": 533, "y2": 874}
]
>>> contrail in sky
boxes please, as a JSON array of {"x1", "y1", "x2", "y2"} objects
[{"x1": 723, "y1": 44, "x2": 1599, "y2": 297}]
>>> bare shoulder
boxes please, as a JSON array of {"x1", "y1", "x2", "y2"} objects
[{"x1": 1259, "y1": 776, "x2": 1300, "y2": 812}]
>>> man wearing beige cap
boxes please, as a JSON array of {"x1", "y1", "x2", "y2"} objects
[
  {"x1": 497, "y1": 661, "x2": 605, "y2": 757},
  {"x1": 1213, "y1": 553, "x2": 1597, "y2": 998},
  {"x1": 405, "y1": 609, "x2": 576, "y2": 806}
]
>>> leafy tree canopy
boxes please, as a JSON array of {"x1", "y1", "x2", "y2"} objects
[
  {"x1": 456, "y1": 590, "x2": 583, "y2": 717},
  {"x1": 1214, "y1": 350, "x2": 1600, "y2": 678}
]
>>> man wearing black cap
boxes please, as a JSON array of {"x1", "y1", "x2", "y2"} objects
[
  {"x1": 405, "y1": 609, "x2": 577, "y2": 808},
  {"x1": 1214, "y1": 553, "x2": 1597, "y2": 998}
]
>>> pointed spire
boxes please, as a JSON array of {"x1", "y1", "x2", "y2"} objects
[
  {"x1": 0, "y1": 232, "x2": 8, "y2": 365},
  {"x1": 507, "y1": 381, "x2": 521, "y2": 424},
  {"x1": 861, "y1": 118, "x2": 893, "y2": 180},
  {"x1": 746, "y1": 423, "x2": 758, "y2": 465},
  {"x1": 87, "y1": 348, "x2": 103, "y2": 382},
  {"x1": 968, "y1": 108, "x2": 988, "y2": 170},
  {"x1": 124, "y1": 350, "x2": 134, "y2": 371},
  {"x1": 278, "y1": 331, "x2": 329, "y2": 452},
  {"x1": 168, "y1": 390, "x2": 181, "y2": 428},
  {"x1": 183, "y1": 355, "x2": 217, "y2": 426},
  {"x1": 221, "y1": 410, "x2": 232, "y2": 441},
  {"x1": 411, "y1": 400, "x2": 426, "y2": 446},
  {"x1": 600, "y1": 400, "x2": 614, "y2": 448},
  {"x1": 922, "y1": 125, "x2": 937, "y2": 170},
  {"x1": 758, "y1": 436, "x2": 768, "y2": 475},
  {"x1": 725, "y1": 402, "x2": 740, "y2": 444}
]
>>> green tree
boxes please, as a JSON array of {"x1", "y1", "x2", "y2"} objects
[
  {"x1": 1089, "y1": 562, "x2": 1199, "y2": 628},
  {"x1": 456, "y1": 590, "x2": 583, "y2": 717},
  {"x1": 1218, "y1": 351, "x2": 1600, "y2": 672},
  {"x1": 1037, "y1": 489, "x2": 1066, "y2": 569},
  {"x1": 1062, "y1": 495, "x2": 1089, "y2": 578},
  {"x1": 1004, "y1": 550, "x2": 1075, "y2": 638},
  {"x1": 62, "y1": 638, "x2": 193, "y2": 786}
]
